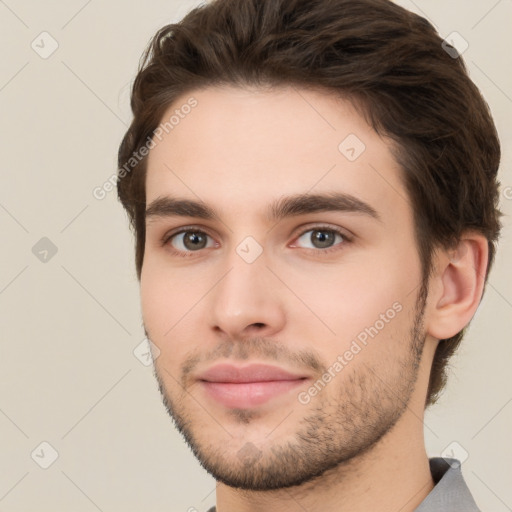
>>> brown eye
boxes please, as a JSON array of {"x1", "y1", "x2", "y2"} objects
[{"x1": 168, "y1": 230, "x2": 214, "y2": 252}]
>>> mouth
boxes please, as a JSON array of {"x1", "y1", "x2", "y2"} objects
[{"x1": 197, "y1": 363, "x2": 309, "y2": 408}]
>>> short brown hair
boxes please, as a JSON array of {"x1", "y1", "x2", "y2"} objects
[{"x1": 117, "y1": 0, "x2": 502, "y2": 407}]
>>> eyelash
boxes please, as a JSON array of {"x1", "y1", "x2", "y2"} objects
[{"x1": 161, "y1": 224, "x2": 353, "y2": 258}]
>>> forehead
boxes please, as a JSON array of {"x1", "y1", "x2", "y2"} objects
[{"x1": 145, "y1": 85, "x2": 410, "y2": 222}]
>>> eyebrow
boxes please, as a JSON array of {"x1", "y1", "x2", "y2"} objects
[{"x1": 145, "y1": 192, "x2": 381, "y2": 224}]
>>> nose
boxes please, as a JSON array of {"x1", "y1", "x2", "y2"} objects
[{"x1": 207, "y1": 251, "x2": 286, "y2": 341}]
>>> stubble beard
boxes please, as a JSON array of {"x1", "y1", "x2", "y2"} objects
[{"x1": 150, "y1": 286, "x2": 428, "y2": 491}]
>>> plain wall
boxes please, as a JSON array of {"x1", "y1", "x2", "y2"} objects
[{"x1": 0, "y1": 0, "x2": 511, "y2": 510}]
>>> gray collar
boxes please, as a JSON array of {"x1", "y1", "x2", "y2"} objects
[{"x1": 414, "y1": 457, "x2": 480, "y2": 511}]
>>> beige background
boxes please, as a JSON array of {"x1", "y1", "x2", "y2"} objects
[{"x1": 0, "y1": 1, "x2": 511, "y2": 510}]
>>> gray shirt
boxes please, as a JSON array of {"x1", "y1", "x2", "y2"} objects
[{"x1": 205, "y1": 457, "x2": 481, "y2": 512}]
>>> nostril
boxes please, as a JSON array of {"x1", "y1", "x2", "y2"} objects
[{"x1": 251, "y1": 323, "x2": 265, "y2": 328}]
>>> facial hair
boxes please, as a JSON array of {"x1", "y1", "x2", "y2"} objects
[{"x1": 149, "y1": 284, "x2": 428, "y2": 491}]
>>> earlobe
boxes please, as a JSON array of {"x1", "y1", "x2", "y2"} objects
[{"x1": 428, "y1": 234, "x2": 489, "y2": 340}]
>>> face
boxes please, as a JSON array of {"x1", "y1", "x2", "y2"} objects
[{"x1": 141, "y1": 85, "x2": 430, "y2": 490}]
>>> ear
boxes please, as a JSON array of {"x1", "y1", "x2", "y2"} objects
[{"x1": 427, "y1": 233, "x2": 489, "y2": 340}]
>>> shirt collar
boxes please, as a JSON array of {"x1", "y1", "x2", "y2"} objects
[{"x1": 414, "y1": 457, "x2": 481, "y2": 511}]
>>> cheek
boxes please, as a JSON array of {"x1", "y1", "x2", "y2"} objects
[
  {"x1": 283, "y1": 252, "x2": 419, "y2": 347},
  {"x1": 140, "y1": 255, "x2": 219, "y2": 355},
  {"x1": 140, "y1": 259, "x2": 188, "y2": 341},
  {"x1": 141, "y1": 270, "x2": 193, "y2": 376}
]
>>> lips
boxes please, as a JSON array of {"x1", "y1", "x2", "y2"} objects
[
  {"x1": 197, "y1": 363, "x2": 309, "y2": 409},
  {"x1": 198, "y1": 363, "x2": 307, "y2": 383}
]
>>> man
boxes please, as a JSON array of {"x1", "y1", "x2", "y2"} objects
[{"x1": 117, "y1": 0, "x2": 502, "y2": 510}]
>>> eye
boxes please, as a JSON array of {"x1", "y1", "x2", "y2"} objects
[
  {"x1": 293, "y1": 227, "x2": 347, "y2": 251},
  {"x1": 165, "y1": 229, "x2": 216, "y2": 254}
]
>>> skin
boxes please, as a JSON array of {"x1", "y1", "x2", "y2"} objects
[{"x1": 140, "y1": 85, "x2": 488, "y2": 512}]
